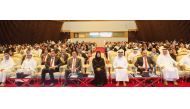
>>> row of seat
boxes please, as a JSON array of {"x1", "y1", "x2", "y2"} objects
[{"x1": 1, "y1": 51, "x2": 190, "y2": 84}]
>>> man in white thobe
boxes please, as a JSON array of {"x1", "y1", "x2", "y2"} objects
[
  {"x1": 113, "y1": 49, "x2": 128, "y2": 86},
  {"x1": 157, "y1": 48, "x2": 179, "y2": 86},
  {"x1": 179, "y1": 53, "x2": 190, "y2": 70},
  {"x1": 16, "y1": 52, "x2": 37, "y2": 85},
  {"x1": 0, "y1": 51, "x2": 15, "y2": 86}
]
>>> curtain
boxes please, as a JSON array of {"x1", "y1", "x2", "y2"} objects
[
  {"x1": 0, "y1": 20, "x2": 63, "y2": 44},
  {"x1": 135, "y1": 20, "x2": 190, "y2": 42},
  {"x1": 1, "y1": 20, "x2": 190, "y2": 44}
]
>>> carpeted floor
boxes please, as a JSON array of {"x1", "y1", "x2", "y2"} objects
[{"x1": 4, "y1": 79, "x2": 190, "y2": 87}]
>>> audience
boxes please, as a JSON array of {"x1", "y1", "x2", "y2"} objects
[{"x1": 1, "y1": 40, "x2": 190, "y2": 86}]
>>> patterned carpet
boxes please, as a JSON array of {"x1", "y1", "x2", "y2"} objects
[{"x1": 4, "y1": 79, "x2": 190, "y2": 87}]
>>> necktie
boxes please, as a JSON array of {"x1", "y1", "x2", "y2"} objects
[
  {"x1": 144, "y1": 57, "x2": 148, "y2": 71},
  {"x1": 50, "y1": 58, "x2": 54, "y2": 67},
  {"x1": 72, "y1": 58, "x2": 76, "y2": 72},
  {"x1": 43, "y1": 55, "x2": 46, "y2": 62}
]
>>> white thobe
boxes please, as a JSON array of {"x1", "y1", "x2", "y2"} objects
[
  {"x1": 179, "y1": 55, "x2": 190, "y2": 69},
  {"x1": 157, "y1": 55, "x2": 179, "y2": 81},
  {"x1": 0, "y1": 58, "x2": 15, "y2": 82},
  {"x1": 113, "y1": 56, "x2": 129, "y2": 81},
  {"x1": 17, "y1": 58, "x2": 37, "y2": 75}
]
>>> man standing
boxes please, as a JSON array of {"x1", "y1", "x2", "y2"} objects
[{"x1": 41, "y1": 50, "x2": 62, "y2": 87}]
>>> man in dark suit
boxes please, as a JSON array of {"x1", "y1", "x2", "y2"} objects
[
  {"x1": 135, "y1": 50, "x2": 156, "y2": 77},
  {"x1": 63, "y1": 51, "x2": 82, "y2": 86},
  {"x1": 41, "y1": 50, "x2": 62, "y2": 87}
]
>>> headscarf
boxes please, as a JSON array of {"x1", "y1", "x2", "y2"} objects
[
  {"x1": 0, "y1": 52, "x2": 15, "y2": 70},
  {"x1": 95, "y1": 51, "x2": 102, "y2": 61},
  {"x1": 117, "y1": 49, "x2": 124, "y2": 56},
  {"x1": 157, "y1": 48, "x2": 176, "y2": 67}
]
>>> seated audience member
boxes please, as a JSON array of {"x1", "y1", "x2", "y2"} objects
[
  {"x1": 157, "y1": 48, "x2": 179, "y2": 86},
  {"x1": 149, "y1": 48, "x2": 159, "y2": 56},
  {"x1": 91, "y1": 47, "x2": 97, "y2": 57},
  {"x1": 128, "y1": 48, "x2": 140, "y2": 64},
  {"x1": 0, "y1": 50, "x2": 15, "y2": 86},
  {"x1": 86, "y1": 51, "x2": 92, "y2": 64},
  {"x1": 91, "y1": 51, "x2": 107, "y2": 87},
  {"x1": 63, "y1": 51, "x2": 82, "y2": 86},
  {"x1": 113, "y1": 49, "x2": 128, "y2": 86},
  {"x1": 41, "y1": 48, "x2": 50, "y2": 65},
  {"x1": 169, "y1": 49, "x2": 177, "y2": 61},
  {"x1": 135, "y1": 50, "x2": 156, "y2": 77},
  {"x1": 81, "y1": 51, "x2": 88, "y2": 64},
  {"x1": 178, "y1": 43, "x2": 188, "y2": 55},
  {"x1": 21, "y1": 48, "x2": 32, "y2": 63},
  {"x1": 16, "y1": 51, "x2": 37, "y2": 86},
  {"x1": 41, "y1": 50, "x2": 62, "y2": 87},
  {"x1": 60, "y1": 49, "x2": 69, "y2": 65},
  {"x1": 8, "y1": 48, "x2": 14, "y2": 56},
  {"x1": 32, "y1": 45, "x2": 42, "y2": 57}
]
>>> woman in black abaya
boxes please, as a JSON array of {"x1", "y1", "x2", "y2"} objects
[{"x1": 91, "y1": 51, "x2": 107, "y2": 86}]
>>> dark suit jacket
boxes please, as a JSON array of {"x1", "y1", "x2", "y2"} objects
[
  {"x1": 135, "y1": 56, "x2": 156, "y2": 73},
  {"x1": 41, "y1": 54, "x2": 50, "y2": 65},
  {"x1": 67, "y1": 57, "x2": 82, "y2": 72},
  {"x1": 45, "y1": 56, "x2": 62, "y2": 71}
]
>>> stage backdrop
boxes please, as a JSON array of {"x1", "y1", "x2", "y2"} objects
[
  {"x1": 135, "y1": 20, "x2": 190, "y2": 42},
  {"x1": 0, "y1": 20, "x2": 63, "y2": 44}
]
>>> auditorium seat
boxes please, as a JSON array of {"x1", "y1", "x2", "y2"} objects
[
  {"x1": 176, "y1": 55, "x2": 186, "y2": 62},
  {"x1": 0, "y1": 53, "x2": 3, "y2": 61},
  {"x1": 13, "y1": 53, "x2": 23, "y2": 58},
  {"x1": 108, "y1": 51, "x2": 117, "y2": 64},
  {"x1": 12, "y1": 56, "x2": 22, "y2": 71}
]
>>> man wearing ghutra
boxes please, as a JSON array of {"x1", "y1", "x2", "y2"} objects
[
  {"x1": 113, "y1": 49, "x2": 129, "y2": 86},
  {"x1": 157, "y1": 48, "x2": 179, "y2": 86}
]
